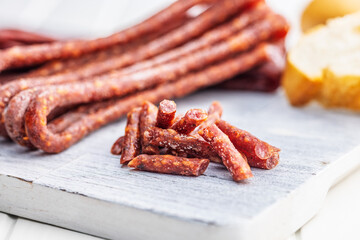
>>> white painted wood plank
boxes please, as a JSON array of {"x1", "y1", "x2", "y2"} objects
[
  {"x1": 299, "y1": 166, "x2": 360, "y2": 240},
  {"x1": 0, "y1": 212, "x2": 16, "y2": 240},
  {"x1": 9, "y1": 219, "x2": 102, "y2": 240},
  {"x1": 0, "y1": 91, "x2": 360, "y2": 240}
]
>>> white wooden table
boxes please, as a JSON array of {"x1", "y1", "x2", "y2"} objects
[
  {"x1": 1, "y1": 166, "x2": 359, "y2": 240},
  {"x1": 0, "y1": 0, "x2": 359, "y2": 239}
]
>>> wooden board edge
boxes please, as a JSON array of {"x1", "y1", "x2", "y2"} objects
[{"x1": 240, "y1": 144, "x2": 360, "y2": 240}]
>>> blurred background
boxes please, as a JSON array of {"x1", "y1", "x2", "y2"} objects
[{"x1": 0, "y1": 0, "x2": 309, "y2": 46}]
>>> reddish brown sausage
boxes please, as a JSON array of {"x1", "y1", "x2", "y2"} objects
[
  {"x1": 148, "y1": 127, "x2": 221, "y2": 163},
  {"x1": 199, "y1": 124, "x2": 253, "y2": 181},
  {"x1": 18, "y1": 13, "x2": 288, "y2": 123},
  {"x1": 0, "y1": 0, "x2": 216, "y2": 71},
  {"x1": 128, "y1": 154, "x2": 210, "y2": 176},
  {"x1": 0, "y1": 15, "x2": 192, "y2": 140},
  {"x1": 216, "y1": 119, "x2": 280, "y2": 169},
  {"x1": 156, "y1": 99, "x2": 177, "y2": 129},
  {"x1": 171, "y1": 109, "x2": 207, "y2": 134},
  {"x1": 0, "y1": 29, "x2": 55, "y2": 44},
  {"x1": 118, "y1": 1, "x2": 271, "y2": 76},
  {"x1": 121, "y1": 107, "x2": 141, "y2": 164},
  {"x1": 111, "y1": 136, "x2": 125, "y2": 155},
  {"x1": 0, "y1": 1, "x2": 276, "y2": 137},
  {"x1": 139, "y1": 101, "x2": 159, "y2": 155},
  {"x1": 195, "y1": 101, "x2": 223, "y2": 134},
  {"x1": 214, "y1": 39, "x2": 286, "y2": 92},
  {"x1": 23, "y1": 43, "x2": 274, "y2": 153},
  {"x1": 24, "y1": 14, "x2": 192, "y2": 79}
]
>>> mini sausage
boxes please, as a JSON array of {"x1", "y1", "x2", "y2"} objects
[{"x1": 128, "y1": 154, "x2": 210, "y2": 176}]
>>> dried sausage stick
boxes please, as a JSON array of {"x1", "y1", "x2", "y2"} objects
[
  {"x1": 111, "y1": 136, "x2": 125, "y2": 155},
  {"x1": 3, "y1": 0, "x2": 254, "y2": 84},
  {"x1": 215, "y1": 62, "x2": 283, "y2": 92},
  {"x1": 26, "y1": 13, "x2": 193, "y2": 79},
  {"x1": 216, "y1": 119, "x2": 280, "y2": 169},
  {"x1": 199, "y1": 124, "x2": 253, "y2": 181},
  {"x1": 118, "y1": 1, "x2": 270, "y2": 76},
  {"x1": 194, "y1": 101, "x2": 223, "y2": 134},
  {"x1": 0, "y1": 29, "x2": 55, "y2": 44},
  {"x1": 4, "y1": 88, "x2": 37, "y2": 147},
  {"x1": 24, "y1": 43, "x2": 275, "y2": 153},
  {"x1": 0, "y1": 0, "x2": 266, "y2": 136},
  {"x1": 0, "y1": 15, "x2": 192, "y2": 138},
  {"x1": 214, "y1": 39, "x2": 286, "y2": 92},
  {"x1": 0, "y1": 72, "x2": 28, "y2": 85},
  {"x1": 128, "y1": 154, "x2": 210, "y2": 176},
  {"x1": 156, "y1": 99, "x2": 177, "y2": 129},
  {"x1": 0, "y1": 9, "x2": 287, "y2": 128},
  {"x1": 121, "y1": 107, "x2": 141, "y2": 164},
  {"x1": 19, "y1": 13, "x2": 287, "y2": 125},
  {"x1": 0, "y1": 40, "x2": 25, "y2": 49},
  {"x1": 171, "y1": 108, "x2": 207, "y2": 134},
  {"x1": 5, "y1": 87, "x2": 117, "y2": 147},
  {"x1": 0, "y1": 0, "x2": 213, "y2": 71},
  {"x1": 4, "y1": 13, "x2": 191, "y2": 85},
  {"x1": 139, "y1": 101, "x2": 159, "y2": 155},
  {"x1": 148, "y1": 127, "x2": 221, "y2": 163}
]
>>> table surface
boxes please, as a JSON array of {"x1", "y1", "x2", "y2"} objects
[
  {"x1": 0, "y1": 0, "x2": 359, "y2": 239},
  {"x1": 1, "y1": 166, "x2": 359, "y2": 240}
]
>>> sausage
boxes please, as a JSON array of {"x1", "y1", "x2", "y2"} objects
[
  {"x1": 25, "y1": 13, "x2": 193, "y2": 79},
  {"x1": 139, "y1": 101, "x2": 159, "y2": 155},
  {"x1": 111, "y1": 136, "x2": 125, "y2": 155},
  {"x1": 118, "y1": 1, "x2": 271, "y2": 76},
  {"x1": 147, "y1": 127, "x2": 221, "y2": 163},
  {"x1": 23, "y1": 43, "x2": 274, "y2": 153},
  {"x1": 16, "y1": 13, "x2": 287, "y2": 123},
  {"x1": 216, "y1": 119, "x2": 280, "y2": 169},
  {"x1": 0, "y1": 71, "x2": 28, "y2": 85},
  {"x1": 171, "y1": 109, "x2": 207, "y2": 134},
  {"x1": 0, "y1": 1, "x2": 274, "y2": 136},
  {"x1": 128, "y1": 154, "x2": 210, "y2": 176},
  {"x1": 0, "y1": 10, "x2": 288, "y2": 139},
  {"x1": 0, "y1": 15, "x2": 191, "y2": 139},
  {"x1": 4, "y1": 88, "x2": 37, "y2": 148},
  {"x1": 121, "y1": 107, "x2": 141, "y2": 164},
  {"x1": 156, "y1": 99, "x2": 177, "y2": 129},
  {"x1": 4, "y1": 86, "x2": 102, "y2": 147},
  {"x1": 0, "y1": 40, "x2": 25, "y2": 49},
  {"x1": 194, "y1": 101, "x2": 223, "y2": 134},
  {"x1": 214, "y1": 39, "x2": 286, "y2": 92},
  {"x1": 199, "y1": 124, "x2": 253, "y2": 181},
  {"x1": 0, "y1": 0, "x2": 214, "y2": 71},
  {"x1": 0, "y1": 29, "x2": 55, "y2": 44}
]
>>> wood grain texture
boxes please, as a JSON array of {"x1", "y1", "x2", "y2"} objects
[{"x1": 0, "y1": 91, "x2": 359, "y2": 240}]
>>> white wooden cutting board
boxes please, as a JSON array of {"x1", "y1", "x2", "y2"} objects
[{"x1": 0, "y1": 90, "x2": 359, "y2": 240}]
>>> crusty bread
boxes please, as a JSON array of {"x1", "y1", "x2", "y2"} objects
[
  {"x1": 282, "y1": 11, "x2": 360, "y2": 110},
  {"x1": 301, "y1": 0, "x2": 360, "y2": 32}
]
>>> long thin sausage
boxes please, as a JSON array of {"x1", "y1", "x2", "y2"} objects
[
  {"x1": 0, "y1": 0, "x2": 269, "y2": 136},
  {"x1": 0, "y1": 0, "x2": 214, "y2": 71},
  {"x1": 128, "y1": 154, "x2": 210, "y2": 176},
  {"x1": 216, "y1": 119, "x2": 280, "y2": 169},
  {"x1": 23, "y1": 43, "x2": 274, "y2": 153},
  {"x1": 20, "y1": 13, "x2": 288, "y2": 127},
  {"x1": 121, "y1": 107, "x2": 141, "y2": 164},
  {"x1": 199, "y1": 124, "x2": 253, "y2": 181}
]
